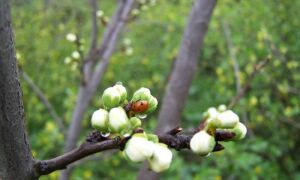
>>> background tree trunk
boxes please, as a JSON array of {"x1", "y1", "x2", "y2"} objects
[
  {"x1": 0, "y1": 0, "x2": 35, "y2": 179},
  {"x1": 137, "y1": 0, "x2": 217, "y2": 179}
]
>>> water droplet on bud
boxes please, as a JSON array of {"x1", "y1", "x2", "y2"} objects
[
  {"x1": 137, "y1": 114, "x2": 147, "y2": 119},
  {"x1": 123, "y1": 133, "x2": 131, "y2": 137},
  {"x1": 101, "y1": 132, "x2": 110, "y2": 137}
]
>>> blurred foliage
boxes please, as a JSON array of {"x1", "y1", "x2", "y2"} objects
[{"x1": 11, "y1": 0, "x2": 300, "y2": 179}]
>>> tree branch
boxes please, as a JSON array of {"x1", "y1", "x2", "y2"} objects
[
  {"x1": 64, "y1": 0, "x2": 135, "y2": 153},
  {"x1": 221, "y1": 20, "x2": 254, "y2": 136},
  {"x1": 61, "y1": 2, "x2": 136, "y2": 179},
  {"x1": 221, "y1": 20, "x2": 241, "y2": 93},
  {"x1": 19, "y1": 69, "x2": 65, "y2": 132},
  {"x1": 228, "y1": 57, "x2": 270, "y2": 109},
  {"x1": 34, "y1": 127, "x2": 234, "y2": 177},
  {"x1": 89, "y1": 0, "x2": 98, "y2": 54}
]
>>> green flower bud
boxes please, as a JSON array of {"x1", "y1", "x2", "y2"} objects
[
  {"x1": 218, "y1": 104, "x2": 227, "y2": 112},
  {"x1": 232, "y1": 122, "x2": 247, "y2": 140},
  {"x1": 190, "y1": 131, "x2": 216, "y2": 156},
  {"x1": 124, "y1": 133, "x2": 154, "y2": 162},
  {"x1": 206, "y1": 107, "x2": 219, "y2": 125},
  {"x1": 108, "y1": 107, "x2": 130, "y2": 133},
  {"x1": 207, "y1": 107, "x2": 219, "y2": 118},
  {"x1": 102, "y1": 87, "x2": 121, "y2": 109},
  {"x1": 129, "y1": 117, "x2": 142, "y2": 129},
  {"x1": 147, "y1": 134, "x2": 159, "y2": 143},
  {"x1": 91, "y1": 109, "x2": 109, "y2": 132},
  {"x1": 212, "y1": 110, "x2": 239, "y2": 129},
  {"x1": 131, "y1": 87, "x2": 151, "y2": 102},
  {"x1": 148, "y1": 143, "x2": 173, "y2": 173},
  {"x1": 113, "y1": 84, "x2": 127, "y2": 103},
  {"x1": 146, "y1": 96, "x2": 158, "y2": 113}
]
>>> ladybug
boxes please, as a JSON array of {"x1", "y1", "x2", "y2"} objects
[
  {"x1": 124, "y1": 100, "x2": 149, "y2": 117},
  {"x1": 131, "y1": 100, "x2": 148, "y2": 113}
]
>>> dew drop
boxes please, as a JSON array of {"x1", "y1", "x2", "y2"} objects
[
  {"x1": 101, "y1": 132, "x2": 110, "y2": 137},
  {"x1": 123, "y1": 133, "x2": 131, "y2": 138},
  {"x1": 205, "y1": 153, "x2": 211, "y2": 157},
  {"x1": 137, "y1": 114, "x2": 147, "y2": 119}
]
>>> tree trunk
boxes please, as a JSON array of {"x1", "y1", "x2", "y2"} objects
[
  {"x1": 0, "y1": 0, "x2": 35, "y2": 179},
  {"x1": 137, "y1": 0, "x2": 217, "y2": 179}
]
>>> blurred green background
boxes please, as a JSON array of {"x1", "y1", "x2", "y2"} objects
[{"x1": 12, "y1": 0, "x2": 300, "y2": 179}]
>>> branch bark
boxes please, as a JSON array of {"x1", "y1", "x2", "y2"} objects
[
  {"x1": 138, "y1": 0, "x2": 217, "y2": 179},
  {"x1": 34, "y1": 128, "x2": 234, "y2": 177},
  {"x1": 0, "y1": 0, "x2": 35, "y2": 179}
]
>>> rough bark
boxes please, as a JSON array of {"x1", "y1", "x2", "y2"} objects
[
  {"x1": 137, "y1": 0, "x2": 217, "y2": 179},
  {"x1": 0, "y1": 0, "x2": 35, "y2": 179},
  {"x1": 34, "y1": 128, "x2": 233, "y2": 177}
]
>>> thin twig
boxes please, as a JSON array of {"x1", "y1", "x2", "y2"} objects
[
  {"x1": 228, "y1": 58, "x2": 270, "y2": 109},
  {"x1": 221, "y1": 20, "x2": 253, "y2": 136},
  {"x1": 89, "y1": 0, "x2": 98, "y2": 53},
  {"x1": 19, "y1": 70, "x2": 65, "y2": 132},
  {"x1": 222, "y1": 20, "x2": 241, "y2": 93}
]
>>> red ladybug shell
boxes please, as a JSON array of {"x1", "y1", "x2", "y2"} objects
[{"x1": 131, "y1": 100, "x2": 149, "y2": 113}]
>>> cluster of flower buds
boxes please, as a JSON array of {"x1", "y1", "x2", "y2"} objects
[
  {"x1": 91, "y1": 83, "x2": 172, "y2": 172},
  {"x1": 124, "y1": 133, "x2": 172, "y2": 173},
  {"x1": 91, "y1": 83, "x2": 157, "y2": 135},
  {"x1": 91, "y1": 84, "x2": 246, "y2": 173},
  {"x1": 190, "y1": 105, "x2": 247, "y2": 156}
]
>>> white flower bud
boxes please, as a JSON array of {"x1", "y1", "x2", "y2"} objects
[
  {"x1": 66, "y1": 33, "x2": 77, "y2": 42},
  {"x1": 91, "y1": 109, "x2": 109, "y2": 132},
  {"x1": 125, "y1": 47, "x2": 133, "y2": 56},
  {"x1": 207, "y1": 107, "x2": 219, "y2": 118},
  {"x1": 190, "y1": 131, "x2": 216, "y2": 156},
  {"x1": 206, "y1": 107, "x2": 219, "y2": 124},
  {"x1": 113, "y1": 84, "x2": 127, "y2": 103},
  {"x1": 96, "y1": 10, "x2": 104, "y2": 17},
  {"x1": 124, "y1": 134, "x2": 154, "y2": 162},
  {"x1": 129, "y1": 117, "x2": 142, "y2": 129},
  {"x1": 72, "y1": 51, "x2": 80, "y2": 59},
  {"x1": 232, "y1": 122, "x2": 247, "y2": 140},
  {"x1": 108, "y1": 107, "x2": 129, "y2": 133},
  {"x1": 148, "y1": 143, "x2": 173, "y2": 173},
  {"x1": 102, "y1": 87, "x2": 121, "y2": 109},
  {"x1": 213, "y1": 110, "x2": 239, "y2": 128},
  {"x1": 131, "y1": 9, "x2": 140, "y2": 16},
  {"x1": 218, "y1": 104, "x2": 227, "y2": 112},
  {"x1": 123, "y1": 38, "x2": 131, "y2": 46},
  {"x1": 147, "y1": 134, "x2": 159, "y2": 143}
]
